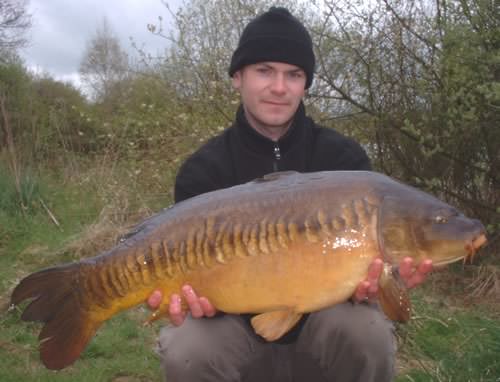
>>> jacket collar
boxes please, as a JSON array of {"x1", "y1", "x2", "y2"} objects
[{"x1": 234, "y1": 102, "x2": 309, "y2": 156}]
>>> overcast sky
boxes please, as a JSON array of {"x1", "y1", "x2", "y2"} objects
[{"x1": 20, "y1": 0, "x2": 180, "y2": 87}]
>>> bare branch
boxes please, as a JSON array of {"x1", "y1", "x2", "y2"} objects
[{"x1": 0, "y1": 0, "x2": 31, "y2": 51}]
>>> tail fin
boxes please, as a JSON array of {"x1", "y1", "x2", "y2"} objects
[{"x1": 11, "y1": 263, "x2": 102, "y2": 370}]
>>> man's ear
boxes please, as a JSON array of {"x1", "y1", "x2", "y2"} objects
[{"x1": 232, "y1": 70, "x2": 242, "y2": 90}]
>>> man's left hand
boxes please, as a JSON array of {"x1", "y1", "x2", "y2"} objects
[{"x1": 352, "y1": 257, "x2": 433, "y2": 303}]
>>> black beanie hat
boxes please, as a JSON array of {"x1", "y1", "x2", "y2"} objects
[{"x1": 228, "y1": 7, "x2": 315, "y2": 89}]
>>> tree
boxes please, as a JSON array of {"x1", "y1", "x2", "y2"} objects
[
  {"x1": 149, "y1": 0, "x2": 498, "y2": 233},
  {"x1": 310, "y1": 0, "x2": 499, "y2": 232},
  {"x1": 79, "y1": 17, "x2": 129, "y2": 102},
  {"x1": 0, "y1": 0, "x2": 31, "y2": 59},
  {"x1": 0, "y1": 0, "x2": 31, "y2": 49},
  {"x1": 147, "y1": 0, "x2": 310, "y2": 124}
]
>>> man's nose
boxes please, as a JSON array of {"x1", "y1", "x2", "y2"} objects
[{"x1": 270, "y1": 74, "x2": 287, "y2": 94}]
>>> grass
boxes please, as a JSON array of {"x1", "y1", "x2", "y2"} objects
[
  {"x1": 0, "y1": 309, "x2": 161, "y2": 381},
  {"x1": 395, "y1": 289, "x2": 500, "y2": 381},
  {"x1": 0, "y1": 160, "x2": 499, "y2": 381},
  {"x1": 0, "y1": 160, "x2": 166, "y2": 381},
  {"x1": 0, "y1": 166, "x2": 100, "y2": 295}
]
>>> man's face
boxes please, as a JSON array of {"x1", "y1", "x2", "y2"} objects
[{"x1": 232, "y1": 62, "x2": 306, "y2": 133}]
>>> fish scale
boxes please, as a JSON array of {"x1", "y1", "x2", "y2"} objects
[
  {"x1": 10, "y1": 170, "x2": 487, "y2": 370},
  {"x1": 161, "y1": 240, "x2": 174, "y2": 276},
  {"x1": 111, "y1": 262, "x2": 125, "y2": 297},
  {"x1": 150, "y1": 241, "x2": 165, "y2": 279},
  {"x1": 101, "y1": 265, "x2": 119, "y2": 298},
  {"x1": 104, "y1": 260, "x2": 122, "y2": 297}
]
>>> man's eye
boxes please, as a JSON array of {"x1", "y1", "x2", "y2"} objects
[{"x1": 287, "y1": 71, "x2": 304, "y2": 79}]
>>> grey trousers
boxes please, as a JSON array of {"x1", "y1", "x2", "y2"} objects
[{"x1": 157, "y1": 302, "x2": 396, "y2": 382}]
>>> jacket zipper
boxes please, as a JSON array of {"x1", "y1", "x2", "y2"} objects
[{"x1": 273, "y1": 143, "x2": 281, "y2": 172}]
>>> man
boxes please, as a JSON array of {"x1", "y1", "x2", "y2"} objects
[{"x1": 149, "y1": 7, "x2": 432, "y2": 381}]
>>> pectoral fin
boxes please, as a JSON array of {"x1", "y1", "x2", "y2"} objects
[
  {"x1": 144, "y1": 302, "x2": 169, "y2": 326},
  {"x1": 378, "y1": 263, "x2": 411, "y2": 323},
  {"x1": 251, "y1": 309, "x2": 303, "y2": 341}
]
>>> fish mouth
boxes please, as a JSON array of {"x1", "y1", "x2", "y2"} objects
[
  {"x1": 464, "y1": 233, "x2": 487, "y2": 263},
  {"x1": 433, "y1": 233, "x2": 487, "y2": 268}
]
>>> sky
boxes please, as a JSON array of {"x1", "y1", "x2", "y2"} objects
[{"x1": 19, "y1": 0, "x2": 180, "y2": 88}]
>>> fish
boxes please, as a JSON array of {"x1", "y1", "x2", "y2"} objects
[{"x1": 10, "y1": 170, "x2": 487, "y2": 370}]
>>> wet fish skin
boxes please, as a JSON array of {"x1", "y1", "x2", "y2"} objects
[{"x1": 10, "y1": 170, "x2": 487, "y2": 370}]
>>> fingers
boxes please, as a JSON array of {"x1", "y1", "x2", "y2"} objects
[
  {"x1": 366, "y1": 258, "x2": 383, "y2": 297},
  {"x1": 353, "y1": 280, "x2": 371, "y2": 302},
  {"x1": 182, "y1": 285, "x2": 217, "y2": 317},
  {"x1": 399, "y1": 257, "x2": 415, "y2": 280},
  {"x1": 147, "y1": 289, "x2": 162, "y2": 309},
  {"x1": 353, "y1": 258, "x2": 383, "y2": 302},
  {"x1": 169, "y1": 285, "x2": 217, "y2": 326},
  {"x1": 419, "y1": 259, "x2": 433, "y2": 275},
  {"x1": 410, "y1": 259, "x2": 433, "y2": 288},
  {"x1": 169, "y1": 293, "x2": 186, "y2": 326},
  {"x1": 182, "y1": 285, "x2": 204, "y2": 318},
  {"x1": 399, "y1": 257, "x2": 433, "y2": 289},
  {"x1": 199, "y1": 296, "x2": 217, "y2": 317}
]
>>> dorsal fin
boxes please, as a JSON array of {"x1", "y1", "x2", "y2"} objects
[{"x1": 254, "y1": 171, "x2": 299, "y2": 183}]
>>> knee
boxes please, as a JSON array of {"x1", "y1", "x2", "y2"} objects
[
  {"x1": 157, "y1": 324, "x2": 214, "y2": 380},
  {"x1": 297, "y1": 304, "x2": 396, "y2": 381},
  {"x1": 335, "y1": 304, "x2": 394, "y2": 353},
  {"x1": 303, "y1": 303, "x2": 396, "y2": 357},
  {"x1": 156, "y1": 315, "x2": 257, "y2": 381}
]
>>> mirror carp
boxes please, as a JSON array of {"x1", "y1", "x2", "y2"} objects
[{"x1": 11, "y1": 170, "x2": 487, "y2": 369}]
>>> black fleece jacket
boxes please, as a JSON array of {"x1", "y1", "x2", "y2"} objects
[
  {"x1": 173, "y1": 102, "x2": 371, "y2": 343},
  {"x1": 175, "y1": 103, "x2": 371, "y2": 202}
]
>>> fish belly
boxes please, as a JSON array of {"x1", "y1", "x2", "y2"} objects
[{"x1": 184, "y1": 238, "x2": 377, "y2": 314}]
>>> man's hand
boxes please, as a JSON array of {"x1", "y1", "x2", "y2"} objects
[
  {"x1": 147, "y1": 285, "x2": 216, "y2": 327},
  {"x1": 399, "y1": 257, "x2": 433, "y2": 288},
  {"x1": 352, "y1": 257, "x2": 433, "y2": 303}
]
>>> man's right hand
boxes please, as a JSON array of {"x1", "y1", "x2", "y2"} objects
[{"x1": 147, "y1": 285, "x2": 217, "y2": 326}]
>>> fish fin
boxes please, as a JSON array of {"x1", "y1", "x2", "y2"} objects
[
  {"x1": 254, "y1": 171, "x2": 298, "y2": 183},
  {"x1": 251, "y1": 309, "x2": 302, "y2": 341},
  {"x1": 11, "y1": 263, "x2": 102, "y2": 370},
  {"x1": 145, "y1": 305, "x2": 168, "y2": 325},
  {"x1": 378, "y1": 263, "x2": 411, "y2": 323}
]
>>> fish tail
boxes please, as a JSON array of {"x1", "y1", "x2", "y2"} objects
[{"x1": 10, "y1": 263, "x2": 102, "y2": 370}]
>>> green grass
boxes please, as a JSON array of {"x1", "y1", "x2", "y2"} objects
[
  {"x1": 0, "y1": 163, "x2": 163, "y2": 381},
  {"x1": 0, "y1": 167, "x2": 99, "y2": 296},
  {"x1": 0, "y1": 308, "x2": 161, "y2": 381},
  {"x1": 395, "y1": 291, "x2": 500, "y2": 382}
]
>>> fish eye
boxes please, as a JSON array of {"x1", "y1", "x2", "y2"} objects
[{"x1": 434, "y1": 215, "x2": 448, "y2": 224}]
